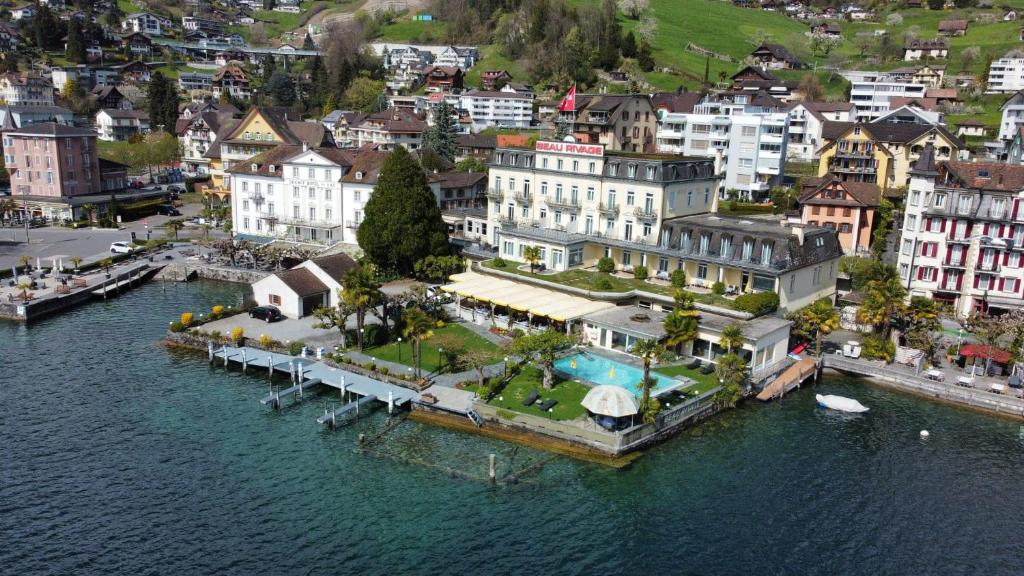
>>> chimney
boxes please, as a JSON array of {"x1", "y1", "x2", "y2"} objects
[{"x1": 302, "y1": 142, "x2": 308, "y2": 152}]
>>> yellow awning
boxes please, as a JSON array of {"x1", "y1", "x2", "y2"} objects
[{"x1": 440, "y1": 269, "x2": 614, "y2": 321}]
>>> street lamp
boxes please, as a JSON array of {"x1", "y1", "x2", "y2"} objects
[
  {"x1": 360, "y1": 327, "x2": 365, "y2": 350},
  {"x1": 504, "y1": 356, "x2": 509, "y2": 379},
  {"x1": 397, "y1": 337, "x2": 403, "y2": 363},
  {"x1": 438, "y1": 347, "x2": 444, "y2": 373}
]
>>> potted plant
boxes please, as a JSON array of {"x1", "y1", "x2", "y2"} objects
[{"x1": 70, "y1": 256, "x2": 83, "y2": 273}]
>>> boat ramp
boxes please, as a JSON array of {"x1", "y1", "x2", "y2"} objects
[{"x1": 756, "y1": 357, "x2": 818, "y2": 401}]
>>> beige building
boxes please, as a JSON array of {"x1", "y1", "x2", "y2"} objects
[{"x1": 559, "y1": 94, "x2": 658, "y2": 153}]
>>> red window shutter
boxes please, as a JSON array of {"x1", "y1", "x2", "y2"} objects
[
  {"x1": 957, "y1": 274, "x2": 963, "y2": 290},
  {"x1": 999, "y1": 277, "x2": 1006, "y2": 291},
  {"x1": 974, "y1": 275, "x2": 981, "y2": 288},
  {"x1": 1004, "y1": 251, "x2": 1011, "y2": 265},
  {"x1": 966, "y1": 222, "x2": 973, "y2": 237},
  {"x1": 944, "y1": 249, "x2": 951, "y2": 265},
  {"x1": 925, "y1": 219, "x2": 932, "y2": 232},
  {"x1": 990, "y1": 276, "x2": 996, "y2": 290},
  {"x1": 1000, "y1": 224, "x2": 1006, "y2": 238},
  {"x1": 977, "y1": 251, "x2": 984, "y2": 266},
  {"x1": 949, "y1": 219, "x2": 956, "y2": 239},
  {"x1": 1015, "y1": 200, "x2": 1020, "y2": 220},
  {"x1": 941, "y1": 219, "x2": 947, "y2": 233},
  {"x1": 933, "y1": 244, "x2": 939, "y2": 257},
  {"x1": 983, "y1": 223, "x2": 990, "y2": 235},
  {"x1": 941, "y1": 270, "x2": 949, "y2": 287},
  {"x1": 917, "y1": 267, "x2": 924, "y2": 280},
  {"x1": 1016, "y1": 279, "x2": 1021, "y2": 293}
]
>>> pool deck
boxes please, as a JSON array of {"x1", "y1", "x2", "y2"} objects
[{"x1": 555, "y1": 348, "x2": 698, "y2": 398}]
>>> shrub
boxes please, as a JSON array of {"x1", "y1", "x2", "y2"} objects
[
  {"x1": 510, "y1": 328, "x2": 525, "y2": 338},
  {"x1": 211, "y1": 305, "x2": 224, "y2": 319},
  {"x1": 633, "y1": 265, "x2": 648, "y2": 280},
  {"x1": 712, "y1": 281, "x2": 726, "y2": 296},
  {"x1": 435, "y1": 319, "x2": 445, "y2": 329},
  {"x1": 169, "y1": 321, "x2": 186, "y2": 333},
  {"x1": 597, "y1": 256, "x2": 615, "y2": 273},
  {"x1": 210, "y1": 330, "x2": 222, "y2": 342},
  {"x1": 492, "y1": 257, "x2": 507, "y2": 268},
  {"x1": 733, "y1": 292, "x2": 780, "y2": 315},
  {"x1": 259, "y1": 334, "x2": 271, "y2": 347},
  {"x1": 862, "y1": 333, "x2": 895, "y2": 362},
  {"x1": 379, "y1": 366, "x2": 389, "y2": 376},
  {"x1": 670, "y1": 269, "x2": 687, "y2": 288},
  {"x1": 180, "y1": 312, "x2": 194, "y2": 327},
  {"x1": 594, "y1": 276, "x2": 613, "y2": 291},
  {"x1": 365, "y1": 362, "x2": 377, "y2": 372},
  {"x1": 231, "y1": 327, "x2": 244, "y2": 343},
  {"x1": 289, "y1": 340, "x2": 306, "y2": 356}
]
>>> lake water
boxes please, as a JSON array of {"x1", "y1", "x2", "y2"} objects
[{"x1": 3, "y1": 281, "x2": 1024, "y2": 575}]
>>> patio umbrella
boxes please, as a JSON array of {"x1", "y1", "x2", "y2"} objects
[
  {"x1": 11, "y1": 265, "x2": 17, "y2": 279},
  {"x1": 36, "y1": 257, "x2": 41, "y2": 271},
  {"x1": 581, "y1": 385, "x2": 639, "y2": 417}
]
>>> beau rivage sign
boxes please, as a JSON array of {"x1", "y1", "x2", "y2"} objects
[{"x1": 534, "y1": 140, "x2": 604, "y2": 157}]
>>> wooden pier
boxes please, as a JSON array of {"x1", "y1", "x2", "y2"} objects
[{"x1": 756, "y1": 357, "x2": 818, "y2": 401}]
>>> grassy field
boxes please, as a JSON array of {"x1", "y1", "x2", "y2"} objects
[
  {"x1": 481, "y1": 260, "x2": 740, "y2": 310},
  {"x1": 363, "y1": 323, "x2": 503, "y2": 374},
  {"x1": 377, "y1": 19, "x2": 449, "y2": 43},
  {"x1": 654, "y1": 362, "x2": 720, "y2": 396},
  {"x1": 484, "y1": 366, "x2": 589, "y2": 421},
  {"x1": 463, "y1": 45, "x2": 529, "y2": 88}
]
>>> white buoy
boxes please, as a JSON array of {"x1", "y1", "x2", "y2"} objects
[{"x1": 920, "y1": 430, "x2": 930, "y2": 439}]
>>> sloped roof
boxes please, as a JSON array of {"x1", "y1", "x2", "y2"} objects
[
  {"x1": 651, "y1": 91, "x2": 704, "y2": 114},
  {"x1": 275, "y1": 267, "x2": 328, "y2": 297},
  {"x1": 435, "y1": 171, "x2": 486, "y2": 189},
  {"x1": 793, "y1": 101, "x2": 856, "y2": 121},
  {"x1": 942, "y1": 161, "x2": 1024, "y2": 192},
  {"x1": 310, "y1": 253, "x2": 357, "y2": 281},
  {"x1": 905, "y1": 38, "x2": 948, "y2": 50},
  {"x1": 753, "y1": 43, "x2": 798, "y2": 63},
  {"x1": 799, "y1": 176, "x2": 881, "y2": 207},
  {"x1": 938, "y1": 19, "x2": 968, "y2": 31},
  {"x1": 340, "y1": 150, "x2": 389, "y2": 184},
  {"x1": 821, "y1": 120, "x2": 963, "y2": 147},
  {"x1": 456, "y1": 133, "x2": 496, "y2": 149},
  {"x1": 6, "y1": 122, "x2": 95, "y2": 137}
]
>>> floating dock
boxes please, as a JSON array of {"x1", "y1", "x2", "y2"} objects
[
  {"x1": 211, "y1": 344, "x2": 417, "y2": 419},
  {"x1": 756, "y1": 357, "x2": 818, "y2": 401}
]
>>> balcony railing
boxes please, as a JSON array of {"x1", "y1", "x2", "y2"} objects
[
  {"x1": 546, "y1": 196, "x2": 581, "y2": 210},
  {"x1": 515, "y1": 191, "x2": 532, "y2": 205},
  {"x1": 978, "y1": 260, "x2": 1001, "y2": 273},
  {"x1": 486, "y1": 188, "x2": 504, "y2": 201},
  {"x1": 344, "y1": 220, "x2": 362, "y2": 229},
  {"x1": 249, "y1": 192, "x2": 264, "y2": 204},
  {"x1": 598, "y1": 203, "x2": 620, "y2": 218},
  {"x1": 633, "y1": 207, "x2": 659, "y2": 220}
]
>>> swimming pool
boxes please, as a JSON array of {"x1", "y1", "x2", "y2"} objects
[{"x1": 554, "y1": 352, "x2": 680, "y2": 396}]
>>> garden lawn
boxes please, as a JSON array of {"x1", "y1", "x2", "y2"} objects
[
  {"x1": 481, "y1": 260, "x2": 740, "y2": 310},
  {"x1": 487, "y1": 366, "x2": 589, "y2": 421},
  {"x1": 377, "y1": 19, "x2": 449, "y2": 43},
  {"x1": 363, "y1": 323, "x2": 503, "y2": 374},
  {"x1": 653, "y1": 363, "x2": 720, "y2": 396}
]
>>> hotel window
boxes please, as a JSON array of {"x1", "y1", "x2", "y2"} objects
[
  {"x1": 555, "y1": 184, "x2": 563, "y2": 201},
  {"x1": 626, "y1": 191, "x2": 635, "y2": 206},
  {"x1": 324, "y1": 189, "x2": 332, "y2": 200},
  {"x1": 541, "y1": 157, "x2": 548, "y2": 168},
  {"x1": 325, "y1": 208, "x2": 332, "y2": 220},
  {"x1": 292, "y1": 186, "x2": 299, "y2": 198},
  {"x1": 309, "y1": 207, "x2": 316, "y2": 220},
  {"x1": 589, "y1": 162, "x2": 596, "y2": 174},
  {"x1": 293, "y1": 205, "x2": 300, "y2": 218},
  {"x1": 934, "y1": 192, "x2": 946, "y2": 208},
  {"x1": 609, "y1": 164, "x2": 618, "y2": 177},
  {"x1": 957, "y1": 196, "x2": 971, "y2": 214},
  {"x1": 541, "y1": 182, "x2": 548, "y2": 195},
  {"x1": 691, "y1": 140, "x2": 709, "y2": 151},
  {"x1": 509, "y1": 177, "x2": 516, "y2": 192},
  {"x1": 308, "y1": 188, "x2": 315, "y2": 199},
  {"x1": 242, "y1": 181, "x2": 248, "y2": 192},
  {"x1": 557, "y1": 159, "x2": 563, "y2": 170},
  {"x1": 267, "y1": 202, "x2": 275, "y2": 215},
  {"x1": 628, "y1": 164, "x2": 637, "y2": 178},
  {"x1": 572, "y1": 160, "x2": 579, "y2": 172},
  {"x1": 292, "y1": 167, "x2": 299, "y2": 177},
  {"x1": 308, "y1": 167, "x2": 315, "y2": 178},
  {"x1": 668, "y1": 191, "x2": 676, "y2": 210},
  {"x1": 910, "y1": 190, "x2": 920, "y2": 205},
  {"x1": 839, "y1": 223, "x2": 851, "y2": 233},
  {"x1": 658, "y1": 257, "x2": 668, "y2": 272},
  {"x1": 256, "y1": 220, "x2": 262, "y2": 231},
  {"x1": 760, "y1": 242, "x2": 773, "y2": 265},
  {"x1": 608, "y1": 190, "x2": 617, "y2": 206},
  {"x1": 586, "y1": 187, "x2": 595, "y2": 201},
  {"x1": 495, "y1": 176, "x2": 502, "y2": 191},
  {"x1": 623, "y1": 252, "x2": 632, "y2": 266},
  {"x1": 642, "y1": 223, "x2": 651, "y2": 237},
  {"x1": 243, "y1": 217, "x2": 250, "y2": 230},
  {"x1": 569, "y1": 247, "x2": 584, "y2": 266},
  {"x1": 554, "y1": 210, "x2": 562, "y2": 224},
  {"x1": 503, "y1": 241, "x2": 514, "y2": 255},
  {"x1": 571, "y1": 186, "x2": 579, "y2": 203},
  {"x1": 905, "y1": 214, "x2": 917, "y2": 231},
  {"x1": 693, "y1": 124, "x2": 710, "y2": 134},
  {"x1": 645, "y1": 166, "x2": 655, "y2": 180},
  {"x1": 521, "y1": 206, "x2": 529, "y2": 218},
  {"x1": 741, "y1": 126, "x2": 757, "y2": 137},
  {"x1": 739, "y1": 158, "x2": 753, "y2": 168},
  {"x1": 697, "y1": 263, "x2": 708, "y2": 280},
  {"x1": 540, "y1": 208, "x2": 547, "y2": 219},
  {"x1": 624, "y1": 221, "x2": 633, "y2": 240}
]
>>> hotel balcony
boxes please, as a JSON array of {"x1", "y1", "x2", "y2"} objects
[
  {"x1": 486, "y1": 188, "x2": 504, "y2": 201},
  {"x1": 978, "y1": 260, "x2": 1001, "y2": 273},
  {"x1": 947, "y1": 235, "x2": 971, "y2": 244},
  {"x1": 598, "y1": 202, "x2": 620, "y2": 218},
  {"x1": 248, "y1": 192, "x2": 264, "y2": 204},
  {"x1": 834, "y1": 150, "x2": 875, "y2": 160},
  {"x1": 275, "y1": 215, "x2": 342, "y2": 229},
  {"x1": 515, "y1": 191, "x2": 533, "y2": 205},
  {"x1": 943, "y1": 257, "x2": 967, "y2": 268},
  {"x1": 344, "y1": 220, "x2": 362, "y2": 229},
  {"x1": 832, "y1": 164, "x2": 877, "y2": 174},
  {"x1": 633, "y1": 207, "x2": 659, "y2": 221},
  {"x1": 546, "y1": 196, "x2": 581, "y2": 210}
]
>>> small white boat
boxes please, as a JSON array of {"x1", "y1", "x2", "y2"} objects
[{"x1": 816, "y1": 394, "x2": 869, "y2": 413}]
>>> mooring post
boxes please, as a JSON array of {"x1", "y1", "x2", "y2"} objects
[
  {"x1": 388, "y1": 390, "x2": 394, "y2": 415},
  {"x1": 358, "y1": 433, "x2": 365, "y2": 446},
  {"x1": 268, "y1": 355, "x2": 273, "y2": 380},
  {"x1": 289, "y1": 360, "x2": 295, "y2": 384},
  {"x1": 223, "y1": 346, "x2": 228, "y2": 367},
  {"x1": 297, "y1": 362, "x2": 304, "y2": 398},
  {"x1": 241, "y1": 348, "x2": 247, "y2": 372},
  {"x1": 355, "y1": 395, "x2": 360, "y2": 418},
  {"x1": 488, "y1": 454, "x2": 496, "y2": 483},
  {"x1": 208, "y1": 341, "x2": 214, "y2": 362}
]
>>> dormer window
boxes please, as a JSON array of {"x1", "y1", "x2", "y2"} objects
[
  {"x1": 978, "y1": 169, "x2": 990, "y2": 179},
  {"x1": 511, "y1": 154, "x2": 518, "y2": 165},
  {"x1": 609, "y1": 163, "x2": 618, "y2": 177},
  {"x1": 269, "y1": 165, "x2": 276, "y2": 173},
  {"x1": 645, "y1": 165, "x2": 655, "y2": 180},
  {"x1": 251, "y1": 163, "x2": 258, "y2": 171},
  {"x1": 496, "y1": 153, "x2": 504, "y2": 164},
  {"x1": 627, "y1": 164, "x2": 637, "y2": 178},
  {"x1": 355, "y1": 171, "x2": 363, "y2": 180}
]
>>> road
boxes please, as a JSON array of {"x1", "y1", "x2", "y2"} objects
[{"x1": 0, "y1": 202, "x2": 218, "y2": 271}]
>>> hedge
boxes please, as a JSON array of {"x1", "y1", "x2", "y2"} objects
[{"x1": 733, "y1": 291, "x2": 779, "y2": 315}]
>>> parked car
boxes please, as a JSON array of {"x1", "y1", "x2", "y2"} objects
[
  {"x1": 166, "y1": 185, "x2": 183, "y2": 193},
  {"x1": 110, "y1": 241, "x2": 134, "y2": 254},
  {"x1": 249, "y1": 305, "x2": 283, "y2": 323},
  {"x1": 155, "y1": 204, "x2": 181, "y2": 216}
]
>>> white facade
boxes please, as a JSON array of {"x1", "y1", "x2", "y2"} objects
[
  {"x1": 786, "y1": 103, "x2": 856, "y2": 161},
  {"x1": 657, "y1": 102, "x2": 787, "y2": 200},
  {"x1": 121, "y1": 13, "x2": 167, "y2": 36},
  {"x1": 95, "y1": 110, "x2": 150, "y2": 141},
  {"x1": 898, "y1": 163, "x2": 1024, "y2": 318},
  {"x1": 233, "y1": 149, "x2": 347, "y2": 246},
  {"x1": 842, "y1": 71, "x2": 928, "y2": 122},
  {"x1": 999, "y1": 91, "x2": 1024, "y2": 140},
  {"x1": 987, "y1": 58, "x2": 1024, "y2": 93},
  {"x1": 459, "y1": 89, "x2": 533, "y2": 132},
  {"x1": 0, "y1": 75, "x2": 54, "y2": 107}
]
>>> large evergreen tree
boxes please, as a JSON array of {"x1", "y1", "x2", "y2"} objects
[
  {"x1": 32, "y1": 5, "x2": 63, "y2": 50},
  {"x1": 357, "y1": 147, "x2": 450, "y2": 274},
  {"x1": 266, "y1": 70, "x2": 295, "y2": 107},
  {"x1": 422, "y1": 100, "x2": 457, "y2": 163},
  {"x1": 65, "y1": 19, "x2": 87, "y2": 64},
  {"x1": 146, "y1": 72, "x2": 178, "y2": 133}
]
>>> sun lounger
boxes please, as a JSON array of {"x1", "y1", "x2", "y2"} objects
[
  {"x1": 700, "y1": 364, "x2": 715, "y2": 375},
  {"x1": 522, "y1": 389, "x2": 539, "y2": 406},
  {"x1": 536, "y1": 399, "x2": 558, "y2": 411},
  {"x1": 686, "y1": 358, "x2": 702, "y2": 370}
]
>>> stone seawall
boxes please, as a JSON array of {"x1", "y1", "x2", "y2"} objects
[{"x1": 157, "y1": 263, "x2": 268, "y2": 284}]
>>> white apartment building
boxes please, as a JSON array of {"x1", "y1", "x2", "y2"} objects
[
  {"x1": 0, "y1": 73, "x2": 54, "y2": 107},
  {"x1": 121, "y1": 12, "x2": 169, "y2": 36},
  {"x1": 656, "y1": 98, "x2": 787, "y2": 201},
  {"x1": 987, "y1": 57, "x2": 1024, "y2": 93},
  {"x1": 998, "y1": 90, "x2": 1024, "y2": 141},
  {"x1": 484, "y1": 140, "x2": 843, "y2": 313},
  {"x1": 231, "y1": 145, "x2": 355, "y2": 246},
  {"x1": 898, "y1": 147, "x2": 1024, "y2": 318},
  {"x1": 459, "y1": 89, "x2": 533, "y2": 132},
  {"x1": 95, "y1": 109, "x2": 150, "y2": 142},
  {"x1": 841, "y1": 71, "x2": 928, "y2": 122},
  {"x1": 786, "y1": 102, "x2": 857, "y2": 162}
]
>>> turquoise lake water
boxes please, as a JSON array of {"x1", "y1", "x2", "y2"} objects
[{"x1": 3, "y1": 280, "x2": 1024, "y2": 575}]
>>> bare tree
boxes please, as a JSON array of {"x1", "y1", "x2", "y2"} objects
[
  {"x1": 886, "y1": 13, "x2": 903, "y2": 26},
  {"x1": 636, "y1": 13, "x2": 658, "y2": 44},
  {"x1": 618, "y1": 0, "x2": 649, "y2": 19},
  {"x1": 808, "y1": 32, "x2": 842, "y2": 57}
]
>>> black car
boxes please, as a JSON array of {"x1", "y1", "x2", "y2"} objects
[
  {"x1": 156, "y1": 204, "x2": 181, "y2": 216},
  {"x1": 249, "y1": 305, "x2": 283, "y2": 323}
]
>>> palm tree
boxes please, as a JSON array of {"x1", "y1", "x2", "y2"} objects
[
  {"x1": 857, "y1": 266, "x2": 907, "y2": 340},
  {"x1": 719, "y1": 323, "x2": 745, "y2": 354},
  {"x1": 632, "y1": 338, "x2": 666, "y2": 417},
  {"x1": 663, "y1": 306, "x2": 699, "y2": 356},
  {"x1": 17, "y1": 254, "x2": 30, "y2": 273},
  {"x1": 82, "y1": 204, "x2": 96, "y2": 223},
  {"x1": 0, "y1": 197, "x2": 14, "y2": 222},
  {"x1": 402, "y1": 307, "x2": 435, "y2": 378},
  {"x1": 69, "y1": 256, "x2": 83, "y2": 271},
  {"x1": 510, "y1": 330, "x2": 576, "y2": 389},
  {"x1": 713, "y1": 353, "x2": 748, "y2": 408},
  {"x1": 788, "y1": 298, "x2": 840, "y2": 358},
  {"x1": 164, "y1": 218, "x2": 185, "y2": 240},
  {"x1": 522, "y1": 245, "x2": 542, "y2": 274},
  {"x1": 16, "y1": 281, "x2": 31, "y2": 301},
  {"x1": 342, "y1": 266, "x2": 382, "y2": 350}
]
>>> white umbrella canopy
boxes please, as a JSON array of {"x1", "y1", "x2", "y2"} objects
[{"x1": 581, "y1": 385, "x2": 639, "y2": 417}]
